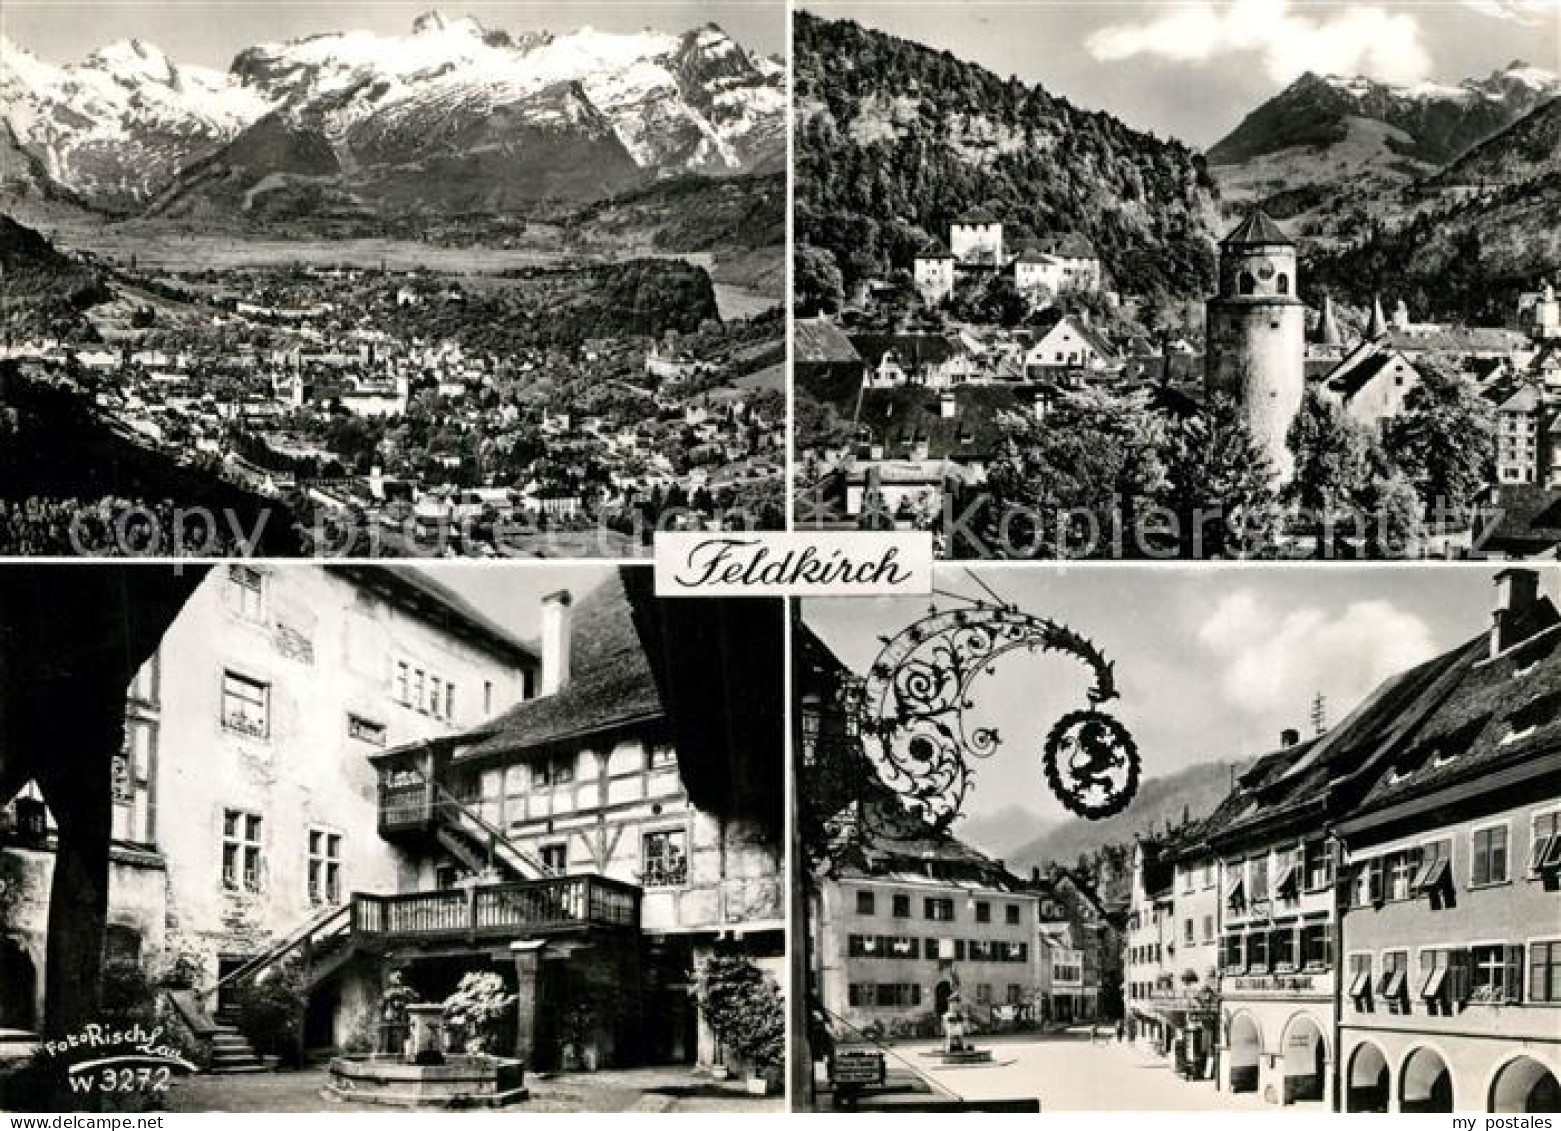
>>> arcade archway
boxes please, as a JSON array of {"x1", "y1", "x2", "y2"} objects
[
  {"x1": 1402, "y1": 1046, "x2": 1454, "y2": 1113},
  {"x1": 1228, "y1": 1012, "x2": 1261, "y2": 1094},
  {"x1": 1346, "y1": 1041, "x2": 1390, "y2": 1112},
  {"x1": 1281, "y1": 1014, "x2": 1327, "y2": 1104},
  {"x1": 1490, "y1": 1056, "x2": 1561, "y2": 1114}
]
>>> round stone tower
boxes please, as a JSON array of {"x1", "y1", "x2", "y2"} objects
[{"x1": 1205, "y1": 209, "x2": 1307, "y2": 481}]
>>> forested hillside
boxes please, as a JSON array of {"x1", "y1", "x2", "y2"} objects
[{"x1": 793, "y1": 11, "x2": 1221, "y2": 305}]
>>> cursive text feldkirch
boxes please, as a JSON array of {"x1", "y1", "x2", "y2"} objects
[{"x1": 672, "y1": 537, "x2": 913, "y2": 590}]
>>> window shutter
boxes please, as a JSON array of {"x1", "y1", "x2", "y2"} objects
[
  {"x1": 1505, "y1": 945, "x2": 1525, "y2": 1003},
  {"x1": 1368, "y1": 857, "x2": 1385, "y2": 905}
]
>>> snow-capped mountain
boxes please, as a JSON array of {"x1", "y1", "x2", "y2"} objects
[
  {"x1": 0, "y1": 36, "x2": 269, "y2": 209},
  {"x1": 1208, "y1": 61, "x2": 1560, "y2": 204},
  {"x1": 0, "y1": 11, "x2": 785, "y2": 213}
]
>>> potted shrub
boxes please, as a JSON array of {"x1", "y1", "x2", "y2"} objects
[
  {"x1": 442, "y1": 971, "x2": 515, "y2": 1057},
  {"x1": 695, "y1": 957, "x2": 785, "y2": 1095}
]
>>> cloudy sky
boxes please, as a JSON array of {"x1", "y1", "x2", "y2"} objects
[
  {"x1": 802, "y1": 565, "x2": 1537, "y2": 840},
  {"x1": 3, "y1": 1, "x2": 786, "y2": 68},
  {"x1": 803, "y1": 0, "x2": 1557, "y2": 147}
]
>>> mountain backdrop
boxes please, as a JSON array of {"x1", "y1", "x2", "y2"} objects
[
  {"x1": 0, "y1": 12, "x2": 786, "y2": 217},
  {"x1": 953, "y1": 758, "x2": 1252, "y2": 874}
]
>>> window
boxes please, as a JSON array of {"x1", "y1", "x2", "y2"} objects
[
  {"x1": 429, "y1": 676, "x2": 443, "y2": 719},
  {"x1": 347, "y1": 714, "x2": 386, "y2": 746},
  {"x1": 222, "y1": 809, "x2": 263, "y2": 892},
  {"x1": 1007, "y1": 984, "x2": 1024, "y2": 1005},
  {"x1": 1354, "y1": 856, "x2": 1386, "y2": 906},
  {"x1": 1248, "y1": 929, "x2": 1269, "y2": 972},
  {"x1": 925, "y1": 898, "x2": 955, "y2": 922},
  {"x1": 532, "y1": 755, "x2": 575, "y2": 788},
  {"x1": 395, "y1": 662, "x2": 410, "y2": 706},
  {"x1": 642, "y1": 829, "x2": 688, "y2": 887},
  {"x1": 413, "y1": 668, "x2": 426, "y2": 713},
  {"x1": 872, "y1": 984, "x2": 921, "y2": 1008},
  {"x1": 648, "y1": 743, "x2": 677, "y2": 769},
  {"x1": 1379, "y1": 950, "x2": 1409, "y2": 1011},
  {"x1": 1238, "y1": 271, "x2": 1256, "y2": 296},
  {"x1": 1249, "y1": 854, "x2": 1269, "y2": 902},
  {"x1": 975, "y1": 901, "x2": 991, "y2": 924},
  {"x1": 1303, "y1": 840, "x2": 1333, "y2": 891},
  {"x1": 221, "y1": 672, "x2": 269, "y2": 739},
  {"x1": 1388, "y1": 847, "x2": 1420, "y2": 901},
  {"x1": 1005, "y1": 904, "x2": 1020, "y2": 926},
  {"x1": 540, "y1": 843, "x2": 567, "y2": 873},
  {"x1": 1348, "y1": 954, "x2": 1373, "y2": 1006},
  {"x1": 1203, "y1": 915, "x2": 1215, "y2": 944},
  {"x1": 975, "y1": 984, "x2": 991, "y2": 1005},
  {"x1": 1302, "y1": 922, "x2": 1333, "y2": 970},
  {"x1": 1472, "y1": 825, "x2": 1510, "y2": 886},
  {"x1": 227, "y1": 565, "x2": 264, "y2": 621},
  {"x1": 445, "y1": 683, "x2": 456, "y2": 722},
  {"x1": 1531, "y1": 811, "x2": 1561, "y2": 877},
  {"x1": 893, "y1": 894, "x2": 910, "y2": 919},
  {"x1": 1471, "y1": 944, "x2": 1524, "y2": 1003},
  {"x1": 1411, "y1": 839, "x2": 1452, "y2": 897},
  {"x1": 856, "y1": 890, "x2": 876, "y2": 916},
  {"x1": 1276, "y1": 273, "x2": 1290, "y2": 296},
  {"x1": 1184, "y1": 919, "x2": 1195, "y2": 946},
  {"x1": 1529, "y1": 940, "x2": 1561, "y2": 1003},
  {"x1": 1221, "y1": 934, "x2": 1245, "y2": 972},
  {"x1": 307, "y1": 829, "x2": 341, "y2": 905},
  {"x1": 1272, "y1": 925, "x2": 1297, "y2": 970},
  {"x1": 484, "y1": 679, "x2": 494, "y2": 714}
]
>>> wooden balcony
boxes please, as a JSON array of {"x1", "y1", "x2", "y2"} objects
[{"x1": 348, "y1": 875, "x2": 641, "y2": 942}]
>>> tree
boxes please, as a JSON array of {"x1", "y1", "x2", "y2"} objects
[
  {"x1": 975, "y1": 391, "x2": 1165, "y2": 558},
  {"x1": 1286, "y1": 390, "x2": 1374, "y2": 557},
  {"x1": 1158, "y1": 396, "x2": 1279, "y2": 558},
  {"x1": 793, "y1": 245, "x2": 846, "y2": 317},
  {"x1": 1360, "y1": 471, "x2": 1423, "y2": 558},
  {"x1": 1382, "y1": 362, "x2": 1496, "y2": 529}
]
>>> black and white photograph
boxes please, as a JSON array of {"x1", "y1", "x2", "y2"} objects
[
  {"x1": 1, "y1": 1, "x2": 787, "y2": 559},
  {"x1": 795, "y1": 563, "x2": 1561, "y2": 1111},
  {"x1": 792, "y1": 1, "x2": 1561, "y2": 560},
  {"x1": 0, "y1": 562, "x2": 785, "y2": 1110}
]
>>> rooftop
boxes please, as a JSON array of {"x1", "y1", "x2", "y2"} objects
[
  {"x1": 1220, "y1": 209, "x2": 1293, "y2": 248},
  {"x1": 452, "y1": 571, "x2": 662, "y2": 762}
]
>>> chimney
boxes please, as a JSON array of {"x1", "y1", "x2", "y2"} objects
[
  {"x1": 1492, "y1": 568, "x2": 1541, "y2": 658},
  {"x1": 540, "y1": 590, "x2": 573, "y2": 695},
  {"x1": 1280, "y1": 728, "x2": 1300, "y2": 748},
  {"x1": 1031, "y1": 866, "x2": 1042, "y2": 884}
]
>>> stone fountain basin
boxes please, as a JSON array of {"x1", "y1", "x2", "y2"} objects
[{"x1": 324, "y1": 1054, "x2": 527, "y2": 1108}]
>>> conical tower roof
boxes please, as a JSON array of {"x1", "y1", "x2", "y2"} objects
[
  {"x1": 1221, "y1": 208, "x2": 1293, "y2": 247},
  {"x1": 1367, "y1": 296, "x2": 1388, "y2": 340},
  {"x1": 1313, "y1": 293, "x2": 1343, "y2": 346}
]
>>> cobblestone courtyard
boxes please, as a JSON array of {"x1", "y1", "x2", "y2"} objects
[
  {"x1": 164, "y1": 1065, "x2": 783, "y2": 1113},
  {"x1": 843, "y1": 1033, "x2": 1323, "y2": 1112}
]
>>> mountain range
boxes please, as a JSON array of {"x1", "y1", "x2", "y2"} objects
[
  {"x1": 0, "y1": 12, "x2": 786, "y2": 216},
  {"x1": 954, "y1": 757, "x2": 1252, "y2": 874},
  {"x1": 1208, "y1": 63, "x2": 1560, "y2": 208}
]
